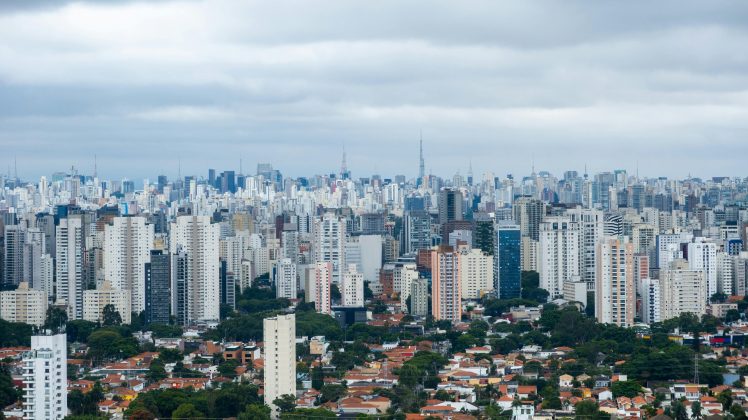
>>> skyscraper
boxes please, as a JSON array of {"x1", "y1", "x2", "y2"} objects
[
  {"x1": 3, "y1": 224, "x2": 26, "y2": 288},
  {"x1": 171, "y1": 248, "x2": 189, "y2": 326},
  {"x1": 22, "y1": 332, "x2": 67, "y2": 420},
  {"x1": 438, "y1": 188, "x2": 464, "y2": 225},
  {"x1": 459, "y1": 247, "x2": 493, "y2": 300},
  {"x1": 538, "y1": 216, "x2": 581, "y2": 298},
  {"x1": 56, "y1": 217, "x2": 84, "y2": 319},
  {"x1": 513, "y1": 197, "x2": 544, "y2": 241},
  {"x1": 104, "y1": 216, "x2": 154, "y2": 313},
  {"x1": 170, "y1": 216, "x2": 220, "y2": 323},
  {"x1": 495, "y1": 223, "x2": 521, "y2": 299},
  {"x1": 687, "y1": 238, "x2": 717, "y2": 300},
  {"x1": 263, "y1": 314, "x2": 296, "y2": 416},
  {"x1": 341, "y1": 264, "x2": 364, "y2": 307},
  {"x1": 312, "y1": 213, "x2": 346, "y2": 283},
  {"x1": 409, "y1": 278, "x2": 429, "y2": 317},
  {"x1": 404, "y1": 210, "x2": 431, "y2": 254},
  {"x1": 312, "y1": 261, "x2": 332, "y2": 315},
  {"x1": 144, "y1": 250, "x2": 171, "y2": 325},
  {"x1": 431, "y1": 246, "x2": 461, "y2": 323},
  {"x1": 595, "y1": 237, "x2": 635, "y2": 327},
  {"x1": 275, "y1": 258, "x2": 297, "y2": 300}
]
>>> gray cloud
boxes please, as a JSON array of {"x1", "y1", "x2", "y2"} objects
[{"x1": 1, "y1": 0, "x2": 747, "y2": 181}]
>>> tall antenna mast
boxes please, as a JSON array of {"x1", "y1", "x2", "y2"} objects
[
  {"x1": 94, "y1": 154, "x2": 98, "y2": 178},
  {"x1": 418, "y1": 130, "x2": 425, "y2": 180}
]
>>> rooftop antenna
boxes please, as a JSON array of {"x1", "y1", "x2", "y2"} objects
[
  {"x1": 340, "y1": 142, "x2": 348, "y2": 177},
  {"x1": 419, "y1": 130, "x2": 425, "y2": 180},
  {"x1": 178, "y1": 156, "x2": 182, "y2": 180},
  {"x1": 14, "y1": 156, "x2": 17, "y2": 181},
  {"x1": 239, "y1": 156, "x2": 243, "y2": 175},
  {"x1": 94, "y1": 154, "x2": 98, "y2": 178}
]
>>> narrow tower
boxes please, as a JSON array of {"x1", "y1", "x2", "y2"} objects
[{"x1": 418, "y1": 132, "x2": 425, "y2": 182}]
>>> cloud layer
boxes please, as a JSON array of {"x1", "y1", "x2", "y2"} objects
[{"x1": 1, "y1": 0, "x2": 747, "y2": 180}]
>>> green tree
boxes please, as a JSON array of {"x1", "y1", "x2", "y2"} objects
[
  {"x1": 0, "y1": 365, "x2": 21, "y2": 407},
  {"x1": 102, "y1": 304, "x2": 122, "y2": 326},
  {"x1": 691, "y1": 400, "x2": 702, "y2": 420},
  {"x1": 611, "y1": 380, "x2": 643, "y2": 398},
  {"x1": 146, "y1": 360, "x2": 167, "y2": 384},
  {"x1": 717, "y1": 389, "x2": 733, "y2": 411},
  {"x1": 273, "y1": 394, "x2": 297, "y2": 413},
  {"x1": 320, "y1": 384, "x2": 347, "y2": 403},
  {"x1": 43, "y1": 307, "x2": 68, "y2": 333},
  {"x1": 171, "y1": 403, "x2": 204, "y2": 420},
  {"x1": 239, "y1": 404, "x2": 271, "y2": 420},
  {"x1": 158, "y1": 348, "x2": 183, "y2": 363}
]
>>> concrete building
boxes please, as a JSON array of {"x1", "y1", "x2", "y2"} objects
[
  {"x1": 459, "y1": 248, "x2": 493, "y2": 300},
  {"x1": 538, "y1": 217, "x2": 581, "y2": 298},
  {"x1": 641, "y1": 278, "x2": 661, "y2": 324},
  {"x1": 312, "y1": 213, "x2": 346, "y2": 283},
  {"x1": 595, "y1": 237, "x2": 635, "y2": 327},
  {"x1": 312, "y1": 261, "x2": 332, "y2": 315},
  {"x1": 688, "y1": 239, "x2": 718, "y2": 300},
  {"x1": 410, "y1": 278, "x2": 429, "y2": 317},
  {"x1": 660, "y1": 259, "x2": 707, "y2": 321},
  {"x1": 82, "y1": 280, "x2": 132, "y2": 324},
  {"x1": 3, "y1": 224, "x2": 26, "y2": 289},
  {"x1": 263, "y1": 314, "x2": 296, "y2": 416},
  {"x1": 520, "y1": 237, "x2": 538, "y2": 272},
  {"x1": 431, "y1": 246, "x2": 461, "y2": 323},
  {"x1": 568, "y1": 207, "x2": 605, "y2": 289},
  {"x1": 438, "y1": 188, "x2": 464, "y2": 225},
  {"x1": 0, "y1": 282, "x2": 48, "y2": 326},
  {"x1": 170, "y1": 216, "x2": 220, "y2": 323},
  {"x1": 104, "y1": 216, "x2": 154, "y2": 313},
  {"x1": 22, "y1": 333, "x2": 67, "y2": 420},
  {"x1": 56, "y1": 217, "x2": 84, "y2": 319},
  {"x1": 404, "y1": 210, "x2": 431, "y2": 254},
  {"x1": 513, "y1": 197, "x2": 544, "y2": 241},
  {"x1": 275, "y1": 258, "x2": 297, "y2": 300},
  {"x1": 341, "y1": 264, "x2": 364, "y2": 307}
]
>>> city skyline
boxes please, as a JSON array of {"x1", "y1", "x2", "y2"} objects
[{"x1": 2, "y1": 1, "x2": 748, "y2": 178}]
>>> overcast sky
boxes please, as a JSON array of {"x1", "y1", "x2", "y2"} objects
[{"x1": 1, "y1": 1, "x2": 747, "y2": 181}]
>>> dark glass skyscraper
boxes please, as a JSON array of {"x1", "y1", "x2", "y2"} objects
[
  {"x1": 496, "y1": 224, "x2": 521, "y2": 299},
  {"x1": 145, "y1": 250, "x2": 171, "y2": 325}
]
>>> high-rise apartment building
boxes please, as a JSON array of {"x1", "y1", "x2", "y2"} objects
[
  {"x1": 495, "y1": 223, "x2": 521, "y2": 299},
  {"x1": 687, "y1": 239, "x2": 717, "y2": 300},
  {"x1": 404, "y1": 210, "x2": 431, "y2": 254},
  {"x1": 341, "y1": 264, "x2": 364, "y2": 307},
  {"x1": 595, "y1": 237, "x2": 635, "y2": 327},
  {"x1": 641, "y1": 278, "x2": 661, "y2": 324},
  {"x1": 56, "y1": 217, "x2": 84, "y2": 319},
  {"x1": 431, "y1": 246, "x2": 461, "y2": 323},
  {"x1": 263, "y1": 314, "x2": 296, "y2": 415},
  {"x1": 538, "y1": 217, "x2": 581, "y2": 298},
  {"x1": 104, "y1": 217, "x2": 154, "y2": 313},
  {"x1": 22, "y1": 333, "x2": 67, "y2": 420},
  {"x1": 275, "y1": 258, "x2": 297, "y2": 300},
  {"x1": 312, "y1": 213, "x2": 346, "y2": 283},
  {"x1": 170, "y1": 216, "x2": 220, "y2": 323},
  {"x1": 171, "y1": 249, "x2": 189, "y2": 326},
  {"x1": 410, "y1": 278, "x2": 429, "y2": 317},
  {"x1": 459, "y1": 248, "x2": 493, "y2": 300},
  {"x1": 4, "y1": 224, "x2": 26, "y2": 288},
  {"x1": 660, "y1": 259, "x2": 707, "y2": 321},
  {"x1": 513, "y1": 197, "x2": 544, "y2": 241},
  {"x1": 0, "y1": 282, "x2": 48, "y2": 326},
  {"x1": 312, "y1": 261, "x2": 332, "y2": 314},
  {"x1": 568, "y1": 207, "x2": 604, "y2": 288}
]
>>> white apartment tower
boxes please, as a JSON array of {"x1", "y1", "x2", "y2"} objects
[
  {"x1": 170, "y1": 216, "x2": 221, "y2": 323},
  {"x1": 687, "y1": 239, "x2": 717, "y2": 300},
  {"x1": 641, "y1": 278, "x2": 661, "y2": 324},
  {"x1": 263, "y1": 314, "x2": 296, "y2": 416},
  {"x1": 22, "y1": 333, "x2": 67, "y2": 420},
  {"x1": 312, "y1": 213, "x2": 346, "y2": 283},
  {"x1": 275, "y1": 258, "x2": 297, "y2": 300},
  {"x1": 595, "y1": 237, "x2": 635, "y2": 327},
  {"x1": 459, "y1": 248, "x2": 493, "y2": 300},
  {"x1": 104, "y1": 217, "x2": 154, "y2": 313},
  {"x1": 312, "y1": 262, "x2": 332, "y2": 314},
  {"x1": 539, "y1": 216, "x2": 581, "y2": 298},
  {"x1": 660, "y1": 259, "x2": 707, "y2": 321},
  {"x1": 341, "y1": 264, "x2": 364, "y2": 307},
  {"x1": 56, "y1": 217, "x2": 84, "y2": 319}
]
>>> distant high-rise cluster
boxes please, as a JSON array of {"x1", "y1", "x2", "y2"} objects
[{"x1": 0, "y1": 148, "x2": 746, "y2": 333}]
